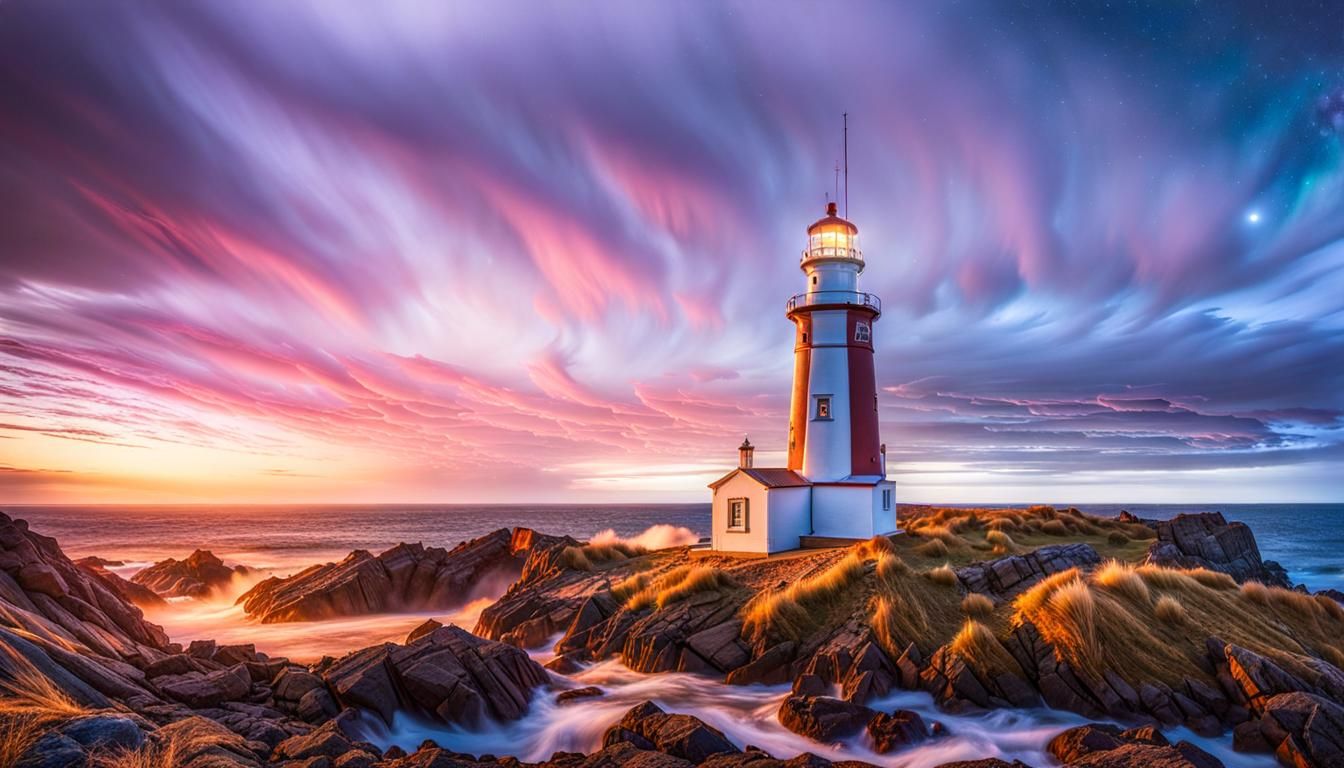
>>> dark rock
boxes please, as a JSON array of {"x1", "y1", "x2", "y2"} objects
[
  {"x1": 777, "y1": 694, "x2": 876, "y2": 742},
  {"x1": 955, "y1": 543, "x2": 1102, "y2": 599},
  {"x1": 865, "y1": 710, "x2": 928, "y2": 754},
  {"x1": 792, "y1": 674, "x2": 828, "y2": 698},
  {"x1": 1259, "y1": 692, "x2": 1344, "y2": 768},
  {"x1": 16, "y1": 732, "x2": 86, "y2": 768},
  {"x1": 600, "y1": 701, "x2": 740, "y2": 764},
  {"x1": 1049, "y1": 724, "x2": 1125, "y2": 763},
  {"x1": 273, "y1": 710, "x2": 375, "y2": 761},
  {"x1": 933, "y1": 761, "x2": 1034, "y2": 768},
  {"x1": 157, "y1": 663, "x2": 252, "y2": 707},
  {"x1": 1049, "y1": 724, "x2": 1224, "y2": 768},
  {"x1": 152, "y1": 716, "x2": 267, "y2": 767},
  {"x1": 323, "y1": 624, "x2": 548, "y2": 726},
  {"x1": 557, "y1": 686, "x2": 605, "y2": 705},
  {"x1": 274, "y1": 668, "x2": 326, "y2": 702},
  {"x1": 60, "y1": 714, "x2": 146, "y2": 751},
  {"x1": 238, "y1": 529, "x2": 541, "y2": 623},
  {"x1": 132, "y1": 549, "x2": 250, "y2": 598},
  {"x1": 725, "y1": 642, "x2": 796, "y2": 686},
  {"x1": 1224, "y1": 645, "x2": 1311, "y2": 710},
  {"x1": 406, "y1": 619, "x2": 444, "y2": 644},
  {"x1": 75, "y1": 560, "x2": 166, "y2": 607},
  {"x1": 1144, "y1": 512, "x2": 1289, "y2": 587}
]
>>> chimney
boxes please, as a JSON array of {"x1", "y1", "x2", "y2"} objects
[{"x1": 738, "y1": 436, "x2": 754, "y2": 469}]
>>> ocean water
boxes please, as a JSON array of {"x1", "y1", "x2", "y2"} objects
[{"x1": 5, "y1": 502, "x2": 1340, "y2": 590}]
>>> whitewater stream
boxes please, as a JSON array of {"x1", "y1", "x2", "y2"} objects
[{"x1": 358, "y1": 658, "x2": 1275, "y2": 768}]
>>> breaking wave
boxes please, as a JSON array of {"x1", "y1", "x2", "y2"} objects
[{"x1": 589, "y1": 524, "x2": 700, "y2": 551}]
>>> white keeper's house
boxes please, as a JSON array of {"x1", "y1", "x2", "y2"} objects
[{"x1": 708, "y1": 201, "x2": 896, "y2": 554}]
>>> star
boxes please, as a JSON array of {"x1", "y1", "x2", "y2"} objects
[{"x1": 1246, "y1": 210, "x2": 1262, "y2": 225}]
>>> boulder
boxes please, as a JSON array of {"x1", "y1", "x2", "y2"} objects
[
  {"x1": 1048, "y1": 724, "x2": 1223, "y2": 768},
  {"x1": 1258, "y1": 692, "x2": 1344, "y2": 768},
  {"x1": 601, "y1": 701, "x2": 740, "y2": 763},
  {"x1": 323, "y1": 624, "x2": 548, "y2": 726},
  {"x1": 273, "y1": 710, "x2": 378, "y2": 762},
  {"x1": 777, "y1": 694, "x2": 876, "y2": 742},
  {"x1": 132, "y1": 549, "x2": 251, "y2": 598},
  {"x1": 1143, "y1": 512, "x2": 1289, "y2": 587},
  {"x1": 866, "y1": 710, "x2": 929, "y2": 753},
  {"x1": 238, "y1": 529, "x2": 538, "y2": 623},
  {"x1": 557, "y1": 686, "x2": 606, "y2": 704},
  {"x1": 75, "y1": 560, "x2": 166, "y2": 607},
  {"x1": 157, "y1": 663, "x2": 253, "y2": 708},
  {"x1": 59, "y1": 714, "x2": 147, "y2": 752}
]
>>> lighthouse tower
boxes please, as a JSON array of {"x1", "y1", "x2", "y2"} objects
[
  {"x1": 786, "y1": 201, "x2": 882, "y2": 482},
  {"x1": 708, "y1": 201, "x2": 896, "y2": 554}
]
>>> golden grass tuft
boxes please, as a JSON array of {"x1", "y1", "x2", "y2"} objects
[
  {"x1": 950, "y1": 619, "x2": 1023, "y2": 677},
  {"x1": 915, "y1": 538, "x2": 949, "y2": 558},
  {"x1": 1040, "y1": 519, "x2": 1069, "y2": 536},
  {"x1": 743, "y1": 553, "x2": 871, "y2": 642},
  {"x1": 872, "y1": 592, "x2": 928, "y2": 658},
  {"x1": 561, "y1": 541, "x2": 647, "y2": 571},
  {"x1": 1093, "y1": 561, "x2": 1150, "y2": 604},
  {"x1": 0, "y1": 655, "x2": 86, "y2": 767},
  {"x1": 1187, "y1": 568, "x2": 1237, "y2": 590},
  {"x1": 609, "y1": 572, "x2": 650, "y2": 603},
  {"x1": 985, "y1": 529, "x2": 1017, "y2": 555},
  {"x1": 925, "y1": 563, "x2": 959, "y2": 587},
  {"x1": 1240, "y1": 581, "x2": 1271, "y2": 605},
  {"x1": 961, "y1": 592, "x2": 994, "y2": 617},
  {"x1": 875, "y1": 552, "x2": 910, "y2": 582},
  {"x1": 857, "y1": 535, "x2": 898, "y2": 558},
  {"x1": 1154, "y1": 595, "x2": 1187, "y2": 625},
  {"x1": 1014, "y1": 568, "x2": 1083, "y2": 616},
  {"x1": 626, "y1": 566, "x2": 736, "y2": 611},
  {"x1": 1039, "y1": 578, "x2": 1101, "y2": 673}
]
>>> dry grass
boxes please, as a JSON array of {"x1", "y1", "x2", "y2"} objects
[
  {"x1": 1154, "y1": 596, "x2": 1187, "y2": 625},
  {"x1": 1187, "y1": 569, "x2": 1238, "y2": 590},
  {"x1": 626, "y1": 566, "x2": 736, "y2": 611},
  {"x1": 915, "y1": 539, "x2": 949, "y2": 558},
  {"x1": 609, "y1": 572, "x2": 650, "y2": 603},
  {"x1": 961, "y1": 593, "x2": 994, "y2": 617},
  {"x1": 925, "y1": 564, "x2": 959, "y2": 587},
  {"x1": 1093, "y1": 561, "x2": 1150, "y2": 604},
  {"x1": 1014, "y1": 563, "x2": 1344, "y2": 690},
  {"x1": 1240, "y1": 581, "x2": 1271, "y2": 605},
  {"x1": 985, "y1": 529, "x2": 1017, "y2": 555},
  {"x1": 875, "y1": 552, "x2": 910, "y2": 582},
  {"x1": 1107, "y1": 531, "x2": 1130, "y2": 546},
  {"x1": 0, "y1": 654, "x2": 86, "y2": 766},
  {"x1": 561, "y1": 541, "x2": 647, "y2": 571},
  {"x1": 1039, "y1": 519, "x2": 1069, "y2": 536},
  {"x1": 950, "y1": 619, "x2": 1024, "y2": 677}
]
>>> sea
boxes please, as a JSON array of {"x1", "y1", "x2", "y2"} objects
[{"x1": 5, "y1": 502, "x2": 1341, "y2": 591}]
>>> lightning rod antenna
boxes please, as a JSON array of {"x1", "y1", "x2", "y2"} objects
[
  {"x1": 834, "y1": 162, "x2": 840, "y2": 206},
  {"x1": 843, "y1": 112, "x2": 849, "y2": 219}
]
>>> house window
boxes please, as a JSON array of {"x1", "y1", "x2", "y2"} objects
[
  {"x1": 727, "y1": 498, "x2": 748, "y2": 532},
  {"x1": 854, "y1": 322, "x2": 871, "y2": 343},
  {"x1": 814, "y1": 396, "x2": 832, "y2": 420},
  {"x1": 882, "y1": 488, "x2": 892, "y2": 511}
]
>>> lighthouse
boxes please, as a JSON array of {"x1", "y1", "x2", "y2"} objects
[{"x1": 708, "y1": 201, "x2": 896, "y2": 554}]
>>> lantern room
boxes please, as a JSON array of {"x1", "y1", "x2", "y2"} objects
[{"x1": 802, "y1": 201, "x2": 863, "y2": 269}]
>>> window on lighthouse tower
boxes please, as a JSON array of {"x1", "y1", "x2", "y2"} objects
[{"x1": 815, "y1": 396, "x2": 832, "y2": 420}]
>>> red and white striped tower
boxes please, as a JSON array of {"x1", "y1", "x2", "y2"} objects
[{"x1": 785, "y1": 202, "x2": 884, "y2": 482}]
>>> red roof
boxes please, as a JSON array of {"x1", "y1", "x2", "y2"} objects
[{"x1": 708, "y1": 467, "x2": 811, "y2": 490}]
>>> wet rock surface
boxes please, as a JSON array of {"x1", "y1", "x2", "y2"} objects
[
  {"x1": 132, "y1": 549, "x2": 253, "y2": 599},
  {"x1": 239, "y1": 528, "x2": 556, "y2": 623},
  {"x1": 1047, "y1": 724, "x2": 1223, "y2": 768}
]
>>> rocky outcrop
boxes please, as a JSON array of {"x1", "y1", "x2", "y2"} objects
[
  {"x1": 239, "y1": 528, "x2": 556, "y2": 623},
  {"x1": 1047, "y1": 724, "x2": 1224, "y2": 768},
  {"x1": 776, "y1": 693, "x2": 933, "y2": 754},
  {"x1": 0, "y1": 511, "x2": 170, "y2": 658},
  {"x1": 955, "y1": 543, "x2": 1101, "y2": 600},
  {"x1": 1141, "y1": 512, "x2": 1290, "y2": 588},
  {"x1": 603, "y1": 701, "x2": 740, "y2": 763},
  {"x1": 322, "y1": 623, "x2": 550, "y2": 726},
  {"x1": 132, "y1": 549, "x2": 252, "y2": 598},
  {"x1": 76, "y1": 557, "x2": 167, "y2": 607}
]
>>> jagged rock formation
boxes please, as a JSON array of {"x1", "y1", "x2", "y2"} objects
[
  {"x1": 132, "y1": 549, "x2": 253, "y2": 598},
  {"x1": 1047, "y1": 723, "x2": 1223, "y2": 768},
  {"x1": 955, "y1": 543, "x2": 1101, "y2": 599},
  {"x1": 319, "y1": 623, "x2": 551, "y2": 726},
  {"x1": 238, "y1": 528, "x2": 560, "y2": 623},
  {"x1": 75, "y1": 556, "x2": 166, "y2": 607},
  {"x1": 1130, "y1": 512, "x2": 1291, "y2": 588}
]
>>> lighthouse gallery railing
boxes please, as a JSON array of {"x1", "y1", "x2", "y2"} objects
[{"x1": 786, "y1": 290, "x2": 881, "y2": 313}]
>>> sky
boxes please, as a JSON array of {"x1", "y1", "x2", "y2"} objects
[{"x1": 1, "y1": 1, "x2": 1343, "y2": 505}]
